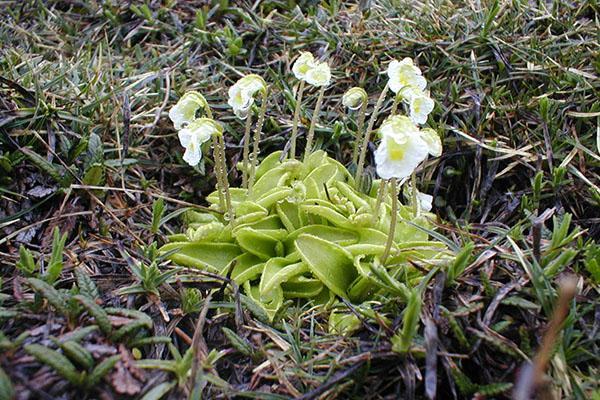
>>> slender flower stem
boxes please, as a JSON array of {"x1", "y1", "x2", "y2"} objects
[
  {"x1": 211, "y1": 135, "x2": 225, "y2": 212},
  {"x1": 290, "y1": 80, "x2": 305, "y2": 159},
  {"x1": 381, "y1": 177, "x2": 397, "y2": 265},
  {"x1": 217, "y1": 133, "x2": 233, "y2": 224},
  {"x1": 352, "y1": 99, "x2": 368, "y2": 165},
  {"x1": 410, "y1": 171, "x2": 418, "y2": 216},
  {"x1": 241, "y1": 113, "x2": 253, "y2": 189},
  {"x1": 391, "y1": 93, "x2": 401, "y2": 115},
  {"x1": 247, "y1": 90, "x2": 269, "y2": 196},
  {"x1": 203, "y1": 104, "x2": 213, "y2": 119},
  {"x1": 372, "y1": 179, "x2": 387, "y2": 224},
  {"x1": 304, "y1": 86, "x2": 326, "y2": 162},
  {"x1": 356, "y1": 83, "x2": 389, "y2": 188}
]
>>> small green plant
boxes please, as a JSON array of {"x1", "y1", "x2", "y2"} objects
[
  {"x1": 391, "y1": 288, "x2": 422, "y2": 354},
  {"x1": 180, "y1": 287, "x2": 203, "y2": 315},
  {"x1": 117, "y1": 258, "x2": 178, "y2": 297},
  {"x1": 136, "y1": 342, "x2": 228, "y2": 395},
  {"x1": 582, "y1": 241, "x2": 600, "y2": 283},
  {"x1": 162, "y1": 54, "x2": 453, "y2": 322},
  {"x1": 25, "y1": 277, "x2": 153, "y2": 344},
  {"x1": 0, "y1": 366, "x2": 14, "y2": 400},
  {"x1": 24, "y1": 343, "x2": 120, "y2": 390},
  {"x1": 136, "y1": 343, "x2": 195, "y2": 388},
  {"x1": 16, "y1": 227, "x2": 67, "y2": 284},
  {"x1": 151, "y1": 197, "x2": 166, "y2": 235}
]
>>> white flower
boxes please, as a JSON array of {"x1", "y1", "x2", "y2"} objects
[
  {"x1": 374, "y1": 116, "x2": 430, "y2": 180},
  {"x1": 178, "y1": 118, "x2": 221, "y2": 166},
  {"x1": 405, "y1": 185, "x2": 433, "y2": 212},
  {"x1": 398, "y1": 87, "x2": 435, "y2": 125},
  {"x1": 169, "y1": 91, "x2": 209, "y2": 130},
  {"x1": 409, "y1": 93, "x2": 434, "y2": 125},
  {"x1": 417, "y1": 191, "x2": 433, "y2": 212},
  {"x1": 305, "y1": 62, "x2": 331, "y2": 87},
  {"x1": 420, "y1": 127, "x2": 442, "y2": 157},
  {"x1": 342, "y1": 87, "x2": 368, "y2": 110},
  {"x1": 292, "y1": 52, "x2": 316, "y2": 80},
  {"x1": 227, "y1": 74, "x2": 267, "y2": 120},
  {"x1": 387, "y1": 58, "x2": 427, "y2": 94}
]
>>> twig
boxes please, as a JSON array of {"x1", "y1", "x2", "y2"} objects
[
  {"x1": 298, "y1": 361, "x2": 366, "y2": 400},
  {"x1": 513, "y1": 277, "x2": 578, "y2": 400}
]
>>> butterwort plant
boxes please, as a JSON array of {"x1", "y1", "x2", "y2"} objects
[{"x1": 162, "y1": 52, "x2": 449, "y2": 348}]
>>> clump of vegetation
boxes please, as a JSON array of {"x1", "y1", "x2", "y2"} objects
[
  {"x1": 161, "y1": 52, "x2": 449, "y2": 326},
  {"x1": 0, "y1": 1, "x2": 598, "y2": 399}
]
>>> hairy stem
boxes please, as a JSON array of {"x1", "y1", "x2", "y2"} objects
[
  {"x1": 290, "y1": 80, "x2": 305, "y2": 159},
  {"x1": 356, "y1": 83, "x2": 389, "y2": 188},
  {"x1": 203, "y1": 104, "x2": 213, "y2": 119},
  {"x1": 381, "y1": 177, "x2": 397, "y2": 265},
  {"x1": 304, "y1": 86, "x2": 326, "y2": 162},
  {"x1": 391, "y1": 93, "x2": 401, "y2": 115},
  {"x1": 411, "y1": 171, "x2": 418, "y2": 216},
  {"x1": 352, "y1": 99, "x2": 368, "y2": 165},
  {"x1": 372, "y1": 179, "x2": 387, "y2": 224},
  {"x1": 247, "y1": 90, "x2": 269, "y2": 195},
  {"x1": 217, "y1": 133, "x2": 233, "y2": 224},
  {"x1": 241, "y1": 113, "x2": 253, "y2": 189},
  {"x1": 211, "y1": 135, "x2": 225, "y2": 212}
]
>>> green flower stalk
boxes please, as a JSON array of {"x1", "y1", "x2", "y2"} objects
[
  {"x1": 342, "y1": 87, "x2": 369, "y2": 166},
  {"x1": 405, "y1": 183, "x2": 434, "y2": 214},
  {"x1": 391, "y1": 92, "x2": 401, "y2": 115},
  {"x1": 216, "y1": 132, "x2": 233, "y2": 222},
  {"x1": 247, "y1": 89, "x2": 269, "y2": 195},
  {"x1": 410, "y1": 171, "x2": 418, "y2": 215},
  {"x1": 290, "y1": 80, "x2": 305, "y2": 159},
  {"x1": 372, "y1": 179, "x2": 387, "y2": 224},
  {"x1": 241, "y1": 112, "x2": 253, "y2": 188},
  {"x1": 211, "y1": 134, "x2": 226, "y2": 211},
  {"x1": 381, "y1": 177, "x2": 397, "y2": 264},
  {"x1": 356, "y1": 83, "x2": 389, "y2": 188},
  {"x1": 303, "y1": 86, "x2": 326, "y2": 162}
]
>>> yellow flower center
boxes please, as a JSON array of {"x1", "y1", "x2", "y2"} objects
[
  {"x1": 413, "y1": 100, "x2": 422, "y2": 114},
  {"x1": 387, "y1": 138, "x2": 407, "y2": 161}
]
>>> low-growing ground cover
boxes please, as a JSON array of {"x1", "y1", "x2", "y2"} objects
[{"x1": 0, "y1": 1, "x2": 598, "y2": 399}]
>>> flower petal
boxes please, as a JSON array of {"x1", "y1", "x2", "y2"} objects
[
  {"x1": 182, "y1": 140, "x2": 202, "y2": 166},
  {"x1": 305, "y1": 62, "x2": 331, "y2": 87},
  {"x1": 228, "y1": 74, "x2": 266, "y2": 119},
  {"x1": 169, "y1": 92, "x2": 208, "y2": 129},
  {"x1": 417, "y1": 191, "x2": 433, "y2": 212},
  {"x1": 178, "y1": 128, "x2": 193, "y2": 148},
  {"x1": 292, "y1": 52, "x2": 316, "y2": 80},
  {"x1": 387, "y1": 58, "x2": 427, "y2": 94},
  {"x1": 409, "y1": 94, "x2": 434, "y2": 125},
  {"x1": 374, "y1": 116, "x2": 430, "y2": 179},
  {"x1": 342, "y1": 87, "x2": 368, "y2": 110},
  {"x1": 420, "y1": 128, "x2": 442, "y2": 157}
]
